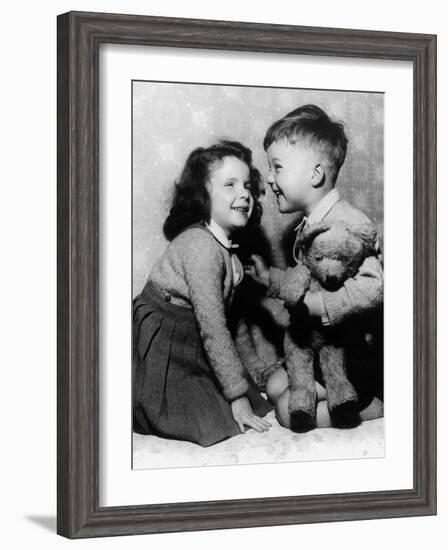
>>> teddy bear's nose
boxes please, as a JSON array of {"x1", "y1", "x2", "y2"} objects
[{"x1": 326, "y1": 274, "x2": 339, "y2": 287}]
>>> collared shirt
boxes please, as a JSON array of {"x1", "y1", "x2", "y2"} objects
[
  {"x1": 206, "y1": 219, "x2": 243, "y2": 286},
  {"x1": 293, "y1": 188, "x2": 341, "y2": 262},
  {"x1": 292, "y1": 189, "x2": 341, "y2": 325},
  {"x1": 306, "y1": 188, "x2": 341, "y2": 226},
  {"x1": 293, "y1": 188, "x2": 341, "y2": 232}
]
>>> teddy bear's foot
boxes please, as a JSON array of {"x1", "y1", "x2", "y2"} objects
[
  {"x1": 330, "y1": 401, "x2": 361, "y2": 429},
  {"x1": 289, "y1": 410, "x2": 316, "y2": 433}
]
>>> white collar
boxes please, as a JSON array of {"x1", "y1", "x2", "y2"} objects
[
  {"x1": 295, "y1": 188, "x2": 340, "y2": 230},
  {"x1": 206, "y1": 219, "x2": 233, "y2": 250}
]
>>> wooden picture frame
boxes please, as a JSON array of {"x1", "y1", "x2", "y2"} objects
[{"x1": 57, "y1": 10, "x2": 437, "y2": 538}]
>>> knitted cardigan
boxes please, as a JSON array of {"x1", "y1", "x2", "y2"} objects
[
  {"x1": 148, "y1": 225, "x2": 256, "y2": 401},
  {"x1": 268, "y1": 198, "x2": 383, "y2": 325}
]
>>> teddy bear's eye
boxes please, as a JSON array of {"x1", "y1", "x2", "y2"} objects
[{"x1": 315, "y1": 255, "x2": 323, "y2": 262}]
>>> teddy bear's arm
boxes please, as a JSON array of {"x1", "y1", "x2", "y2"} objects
[
  {"x1": 320, "y1": 255, "x2": 383, "y2": 326},
  {"x1": 267, "y1": 264, "x2": 311, "y2": 309}
]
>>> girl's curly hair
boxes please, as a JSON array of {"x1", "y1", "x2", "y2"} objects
[{"x1": 163, "y1": 140, "x2": 263, "y2": 241}]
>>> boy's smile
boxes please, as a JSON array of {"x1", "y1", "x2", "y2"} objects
[{"x1": 266, "y1": 138, "x2": 321, "y2": 214}]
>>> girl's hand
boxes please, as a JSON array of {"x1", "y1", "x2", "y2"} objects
[
  {"x1": 244, "y1": 254, "x2": 270, "y2": 288},
  {"x1": 231, "y1": 396, "x2": 271, "y2": 434}
]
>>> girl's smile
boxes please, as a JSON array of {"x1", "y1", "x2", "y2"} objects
[{"x1": 207, "y1": 156, "x2": 254, "y2": 236}]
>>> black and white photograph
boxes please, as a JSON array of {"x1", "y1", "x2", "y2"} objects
[
  {"x1": 1, "y1": 0, "x2": 441, "y2": 544},
  {"x1": 132, "y1": 81, "x2": 384, "y2": 469}
]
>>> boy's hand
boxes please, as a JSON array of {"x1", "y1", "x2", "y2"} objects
[
  {"x1": 245, "y1": 254, "x2": 270, "y2": 288},
  {"x1": 303, "y1": 291, "x2": 323, "y2": 319},
  {"x1": 231, "y1": 396, "x2": 271, "y2": 433},
  {"x1": 289, "y1": 291, "x2": 322, "y2": 325}
]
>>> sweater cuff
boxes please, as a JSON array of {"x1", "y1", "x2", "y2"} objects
[
  {"x1": 243, "y1": 358, "x2": 268, "y2": 385},
  {"x1": 267, "y1": 267, "x2": 283, "y2": 298},
  {"x1": 257, "y1": 360, "x2": 284, "y2": 391},
  {"x1": 223, "y1": 378, "x2": 250, "y2": 401},
  {"x1": 320, "y1": 289, "x2": 345, "y2": 326}
]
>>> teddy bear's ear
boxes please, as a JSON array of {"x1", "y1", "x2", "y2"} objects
[
  {"x1": 296, "y1": 222, "x2": 331, "y2": 249},
  {"x1": 348, "y1": 223, "x2": 378, "y2": 255}
]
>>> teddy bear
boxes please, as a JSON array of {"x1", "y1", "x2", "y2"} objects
[{"x1": 282, "y1": 219, "x2": 379, "y2": 432}]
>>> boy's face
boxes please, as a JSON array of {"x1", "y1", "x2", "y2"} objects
[{"x1": 266, "y1": 138, "x2": 319, "y2": 213}]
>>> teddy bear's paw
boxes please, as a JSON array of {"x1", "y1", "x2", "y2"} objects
[
  {"x1": 330, "y1": 401, "x2": 361, "y2": 429},
  {"x1": 289, "y1": 410, "x2": 316, "y2": 433}
]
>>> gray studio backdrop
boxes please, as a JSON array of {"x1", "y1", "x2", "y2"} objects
[
  {"x1": 133, "y1": 81, "x2": 383, "y2": 298},
  {"x1": 133, "y1": 81, "x2": 383, "y2": 369}
]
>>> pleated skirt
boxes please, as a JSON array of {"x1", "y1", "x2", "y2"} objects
[{"x1": 133, "y1": 282, "x2": 272, "y2": 447}]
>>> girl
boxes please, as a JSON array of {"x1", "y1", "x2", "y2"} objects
[{"x1": 133, "y1": 140, "x2": 272, "y2": 447}]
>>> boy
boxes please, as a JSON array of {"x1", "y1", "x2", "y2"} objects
[{"x1": 248, "y1": 104, "x2": 384, "y2": 430}]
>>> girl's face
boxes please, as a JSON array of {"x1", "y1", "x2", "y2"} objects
[{"x1": 207, "y1": 156, "x2": 254, "y2": 236}]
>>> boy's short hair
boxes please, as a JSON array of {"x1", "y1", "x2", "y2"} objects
[{"x1": 263, "y1": 104, "x2": 348, "y2": 183}]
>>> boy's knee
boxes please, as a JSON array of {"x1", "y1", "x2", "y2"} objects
[
  {"x1": 266, "y1": 368, "x2": 288, "y2": 402},
  {"x1": 360, "y1": 397, "x2": 383, "y2": 421}
]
